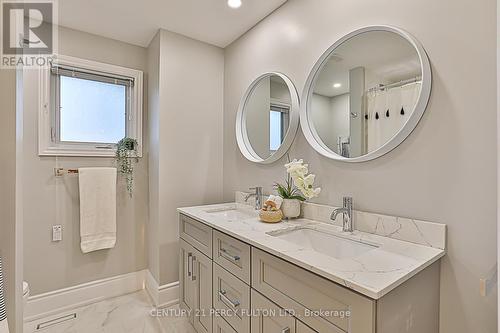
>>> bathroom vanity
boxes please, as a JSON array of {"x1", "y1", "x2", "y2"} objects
[{"x1": 178, "y1": 196, "x2": 446, "y2": 333}]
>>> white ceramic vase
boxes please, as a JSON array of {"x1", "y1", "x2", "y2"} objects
[{"x1": 281, "y1": 199, "x2": 301, "y2": 219}]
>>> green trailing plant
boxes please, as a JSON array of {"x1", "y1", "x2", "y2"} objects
[{"x1": 116, "y1": 137, "x2": 139, "y2": 197}]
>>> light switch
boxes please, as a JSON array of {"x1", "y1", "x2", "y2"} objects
[{"x1": 52, "y1": 225, "x2": 62, "y2": 242}]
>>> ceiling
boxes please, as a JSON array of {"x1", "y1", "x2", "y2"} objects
[
  {"x1": 314, "y1": 31, "x2": 422, "y2": 98},
  {"x1": 58, "y1": 0, "x2": 287, "y2": 48}
]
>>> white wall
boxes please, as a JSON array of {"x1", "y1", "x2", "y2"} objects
[
  {"x1": 22, "y1": 26, "x2": 149, "y2": 295},
  {"x1": 223, "y1": 1, "x2": 497, "y2": 332},
  {"x1": 148, "y1": 29, "x2": 224, "y2": 285}
]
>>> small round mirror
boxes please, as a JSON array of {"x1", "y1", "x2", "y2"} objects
[
  {"x1": 301, "y1": 26, "x2": 431, "y2": 162},
  {"x1": 236, "y1": 73, "x2": 300, "y2": 164}
]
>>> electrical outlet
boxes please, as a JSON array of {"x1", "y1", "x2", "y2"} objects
[{"x1": 52, "y1": 225, "x2": 62, "y2": 242}]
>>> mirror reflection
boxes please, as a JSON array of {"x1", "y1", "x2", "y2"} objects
[
  {"x1": 310, "y1": 30, "x2": 422, "y2": 158},
  {"x1": 245, "y1": 75, "x2": 292, "y2": 159}
]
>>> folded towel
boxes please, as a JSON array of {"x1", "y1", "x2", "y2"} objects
[
  {"x1": 78, "y1": 168, "x2": 117, "y2": 253},
  {"x1": 0, "y1": 257, "x2": 9, "y2": 333},
  {"x1": 266, "y1": 195, "x2": 283, "y2": 209}
]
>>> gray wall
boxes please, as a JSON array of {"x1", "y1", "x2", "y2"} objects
[
  {"x1": 311, "y1": 93, "x2": 350, "y2": 151},
  {"x1": 0, "y1": 69, "x2": 21, "y2": 332},
  {"x1": 148, "y1": 29, "x2": 224, "y2": 285},
  {"x1": 22, "y1": 26, "x2": 149, "y2": 295},
  {"x1": 147, "y1": 32, "x2": 161, "y2": 282},
  {"x1": 246, "y1": 77, "x2": 271, "y2": 158},
  {"x1": 223, "y1": 1, "x2": 497, "y2": 332}
]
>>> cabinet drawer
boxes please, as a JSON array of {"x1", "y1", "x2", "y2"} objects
[
  {"x1": 180, "y1": 214, "x2": 212, "y2": 258},
  {"x1": 251, "y1": 289, "x2": 296, "y2": 333},
  {"x1": 213, "y1": 230, "x2": 251, "y2": 284},
  {"x1": 252, "y1": 248, "x2": 375, "y2": 333},
  {"x1": 296, "y1": 320, "x2": 317, "y2": 333},
  {"x1": 213, "y1": 263, "x2": 251, "y2": 333},
  {"x1": 213, "y1": 316, "x2": 237, "y2": 333}
]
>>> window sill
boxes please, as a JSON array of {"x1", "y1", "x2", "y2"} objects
[{"x1": 39, "y1": 147, "x2": 143, "y2": 158}]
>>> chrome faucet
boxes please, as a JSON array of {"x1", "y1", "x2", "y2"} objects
[
  {"x1": 244, "y1": 187, "x2": 263, "y2": 210},
  {"x1": 330, "y1": 197, "x2": 354, "y2": 232}
]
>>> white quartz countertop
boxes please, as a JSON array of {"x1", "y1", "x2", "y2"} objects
[{"x1": 178, "y1": 203, "x2": 445, "y2": 300}]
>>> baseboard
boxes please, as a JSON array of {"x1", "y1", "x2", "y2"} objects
[
  {"x1": 158, "y1": 281, "x2": 179, "y2": 308},
  {"x1": 24, "y1": 270, "x2": 146, "y2": 322},
  {"x1": 144, "y1": 270, "x2": 160, "y2": 305},
  {"x1": 145, "y1": 270, "x2": 179, "y2": 308}
]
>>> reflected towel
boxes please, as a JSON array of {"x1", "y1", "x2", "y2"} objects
[
  {"x1": 78, "y1": 167, "x2": 117, "y2": 253},
  {"x1": 0, "y1": 257, "x2": 9, "y2": 333}
]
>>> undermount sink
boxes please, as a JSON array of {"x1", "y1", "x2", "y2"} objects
[
  {"x1": 205, "y1": 206, "x2": 257, "y2": 221},
  {"x1": 270, "y1": 227, "x2": 377, "y2": 260}
]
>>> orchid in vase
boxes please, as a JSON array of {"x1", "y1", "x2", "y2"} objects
[{"x1": 274, "y1": 158, "x2": 321, "y2": 218}]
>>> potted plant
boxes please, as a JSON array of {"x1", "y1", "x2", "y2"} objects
[
  {"x1": 116, "y1": 137, "x2": 139, "y2": 197},
  {"x1": 274, "y1": 158, "x2": 321, "y2": 219}
]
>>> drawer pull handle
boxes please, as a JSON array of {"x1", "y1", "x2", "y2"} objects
[
  {"x1": 191, "y1": 256, "x2": 197, "y2": 281},
  {"x1": 220, "y1": 248, "x2": 240, "y2": 262},
  {"x1": 219, "y1": 290, "x2": 240, "y2": 308},
  {"x1": 187, "y1": 253, "x2": 193, "y2": 278},
  {"x1": 281, "y1": 328, "x2": 290, "y2": 333}
]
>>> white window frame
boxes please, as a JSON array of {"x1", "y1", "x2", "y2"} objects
[
  {"x1": 269, "y1": 99, "x2": 291, "y2": 152},
  {"x1": 39, "y1": 54, "x2": 143, "y2": 157}
]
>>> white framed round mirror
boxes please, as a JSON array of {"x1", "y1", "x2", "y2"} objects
[
  {"x1": 236, "y1": 72, "x2": 300, "y2": 164},
  {"x1": 300, "y1": 26, "x2": 432, "y2": 162}
]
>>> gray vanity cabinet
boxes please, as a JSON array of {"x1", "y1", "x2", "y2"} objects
[
  {"x1": 179, "y1": 238, "x2": 213, "y2": 333},
  {"x1": 179, "y1": 214, "x2": 440, "y2": 333}
]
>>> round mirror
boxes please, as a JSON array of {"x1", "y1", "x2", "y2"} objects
[
  {"x1": 301, "y1": 26, "x2": 431, "y2": 162},
  {"x1": 236, "y1": 73, "x2": 300, "y2": 164}
]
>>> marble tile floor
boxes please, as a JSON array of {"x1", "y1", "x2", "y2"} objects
[{"x1": 24, "y1": 291, "x2": 195, "y2": 333}]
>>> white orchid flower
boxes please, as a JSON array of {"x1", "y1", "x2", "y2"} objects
[
  {"x1": 277, "y1": 158, "x2": 321, "y2": 201},
  {"x1": 293, "y1": 173, "x2": 321, "y2": 199},
  {"x1": 285, "y1": 159, "x2": 308, "y2": 179}
]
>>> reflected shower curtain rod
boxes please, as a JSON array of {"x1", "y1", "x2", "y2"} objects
[{"x1": 368, "y1": 76, "x2": 422, "y2": 93}]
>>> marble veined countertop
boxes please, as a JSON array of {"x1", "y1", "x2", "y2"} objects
[{"x1": 178, "y1": 202, "x2": 445, "y2": 299}]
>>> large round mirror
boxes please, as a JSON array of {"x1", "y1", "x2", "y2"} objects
[
  {"x1": 301, "y1": 26, "x2": 431, "y2": 162},
  {"x1": 236, "y1": 73, "x2": 300, "y2": 164}
]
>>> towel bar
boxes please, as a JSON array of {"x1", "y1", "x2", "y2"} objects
[{"x1": 54, "y1": 168, "x2": 79, "y2": 176}]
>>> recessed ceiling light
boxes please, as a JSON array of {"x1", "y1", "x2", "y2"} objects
[
  {"x1": 333, "y1": 83, "x2": 342, "y2": 88},
  {"x1": 227, "y1": 0, "x2": 242, "y2": 8}
]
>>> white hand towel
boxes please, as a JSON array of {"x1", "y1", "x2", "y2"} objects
[
  {"x1": 0, "y1": 257, "x2": 10, "y2": 333},
  {"x1": 266, "y1": 195, "x2": 283, "y2": 209},
  {"x1": 78, "y1": 167, "x2": 117, "y2": 253}
]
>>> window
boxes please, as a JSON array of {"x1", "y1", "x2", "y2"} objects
[
  {"x1": 269, "y1": 103, "x2": 289, "y2": 152},
  {"x1": 39, "y1": 55, "x2": 143, "y2": 157}
]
